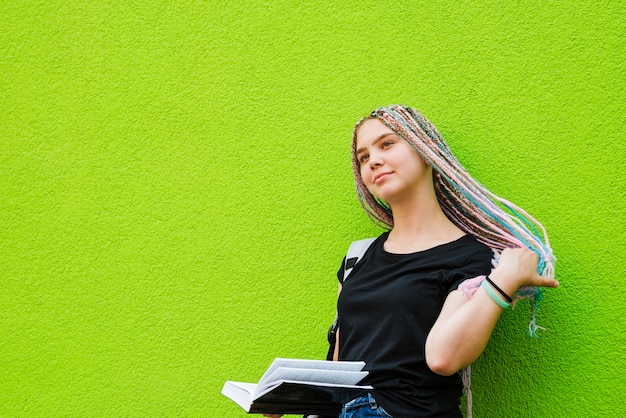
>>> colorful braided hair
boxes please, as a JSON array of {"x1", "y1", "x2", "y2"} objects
[{"x1": 351, "y1": 105, "x2": 556, "y2": 336}]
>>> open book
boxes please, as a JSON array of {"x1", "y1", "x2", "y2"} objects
[{"x1": 221, "y1": 358, "x2": 373, "y2": 414}]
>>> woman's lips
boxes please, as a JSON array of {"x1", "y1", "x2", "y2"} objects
[{"x1": 374, "y1": 172, "x2": 392, "y2": 184}]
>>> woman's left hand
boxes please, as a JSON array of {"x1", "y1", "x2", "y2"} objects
[{"x1": 493, "y1": 247, "x2": 559, "y2": 290}]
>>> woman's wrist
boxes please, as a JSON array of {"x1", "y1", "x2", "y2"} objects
[
  {"x1": 481, "y1": 280, "x2": 510, "y2": 309},
  {"x1": 485, "y1": 276, "x2": 513, "y2": 303},
  {"x1": 485, "y1": 268, "x2": 521, "y2": 298}
]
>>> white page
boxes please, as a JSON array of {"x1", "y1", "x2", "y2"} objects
[
  {"x1": 259, "y1": 358, "x2": 365, "y2": 385},
  {"x1": 221, "y1": 381, "x2": 258, "y2": 411},
  {"x1": 257, "y1": 367, "x2": 368, "y2": 395}
]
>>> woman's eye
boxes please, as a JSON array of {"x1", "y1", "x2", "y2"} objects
[
  {"x1": 381, "y1": 141, "x2": 393, "y2": 149},
  {"x1": 359, "y1": 154, "x2": 369, "y2": 164}
]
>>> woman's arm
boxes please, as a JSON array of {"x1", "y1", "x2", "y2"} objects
[{"x1": 425, "y1": 247, "x2": 559, "y2": 376}]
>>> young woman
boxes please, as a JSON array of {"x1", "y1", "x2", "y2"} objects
[{"x1": 267, "y1": 105, "x2": 557, "y2": 418}]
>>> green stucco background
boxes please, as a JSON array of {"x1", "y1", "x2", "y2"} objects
[{"x1": 1, "y1": 1, "x2": 624, "y2": 416}]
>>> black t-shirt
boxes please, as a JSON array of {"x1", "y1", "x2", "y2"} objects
[{"x1": 337, "y1": 232, "x2": 493, "y2": 417}]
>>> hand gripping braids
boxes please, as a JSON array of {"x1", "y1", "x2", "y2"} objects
[{"x1": 351, "y1": 105, "x2": 556, "y2": 336}]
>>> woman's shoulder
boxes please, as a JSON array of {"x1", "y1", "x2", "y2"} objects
[
  {"x1": 424, "y1": 233, "x2": 491, "y2": 257},
  {"x1": 454, "y1": 234, "x2": 496, "y2": 269}
]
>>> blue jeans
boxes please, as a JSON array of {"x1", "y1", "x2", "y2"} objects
[{"x1": 340, "y1": 393, "x2": 392, "y2": 418}]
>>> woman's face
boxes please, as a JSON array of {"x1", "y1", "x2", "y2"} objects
[{"x1": 355, "y1": 118, "x2": 430, "y2": 204}]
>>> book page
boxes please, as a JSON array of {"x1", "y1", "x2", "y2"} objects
[
  {"x1": 221, "y1": 381, "x2": 258, "y2": 411},
  {"x1": 259, "y1": 358, "x2": 365, "y2": 385},
  {"x1": 257, "y1": 367, "x2": 367, "y2": 395}
]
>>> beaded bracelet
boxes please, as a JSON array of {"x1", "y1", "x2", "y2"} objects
[
  {"x1": 485, "y1": 276, "x2": 513, "y2": 303},
  {"x1": 481, "y1": 280, "x2": 510, "y2": 309}
]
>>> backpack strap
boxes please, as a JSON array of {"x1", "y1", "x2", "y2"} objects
[
  {"x1": 328, "y1": 238, "x2": 377, "y2": 337},
  {"x1": 342, "y1": 238, "x2": 376, "y2": 282}
]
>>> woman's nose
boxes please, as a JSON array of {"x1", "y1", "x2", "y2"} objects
[{"x1": 369, "y1": 152, "x2": 383, "y2": 167}]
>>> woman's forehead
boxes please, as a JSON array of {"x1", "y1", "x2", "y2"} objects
[{"x1": 355, "y1": 119, "x2": 395, "y2": 146}]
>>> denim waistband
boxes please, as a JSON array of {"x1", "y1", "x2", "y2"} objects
[{"x1": 343, "y1": 393, "x2": 380, "y2": 410}]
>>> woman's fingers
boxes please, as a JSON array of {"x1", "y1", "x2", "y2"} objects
[{"x1": 532, "y1": 273, "x2": 560, "y2": 288}]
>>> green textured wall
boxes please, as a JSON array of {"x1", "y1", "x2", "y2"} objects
[{"x1": 1, "y1": 1, "x2": 624, "y2": 416}]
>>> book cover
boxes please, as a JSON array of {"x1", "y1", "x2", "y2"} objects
[{"x1": 221, "y1": 358, "x2": 373, "y2": 414}]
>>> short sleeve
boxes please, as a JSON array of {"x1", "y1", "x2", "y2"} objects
[
  {"x1": 455, "y1": 248, "x2": 499, "y2": 298},
  {"x1": 447, "y1": 245, "x2": 495, "y2": 294},
  {"x1": 336, "y1": 257, "x2": 346, "y2": 284}
]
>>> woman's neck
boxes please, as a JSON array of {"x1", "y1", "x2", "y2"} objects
[{"x1": 385, "y1": 192, "x2": 465, "y2": 254}]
